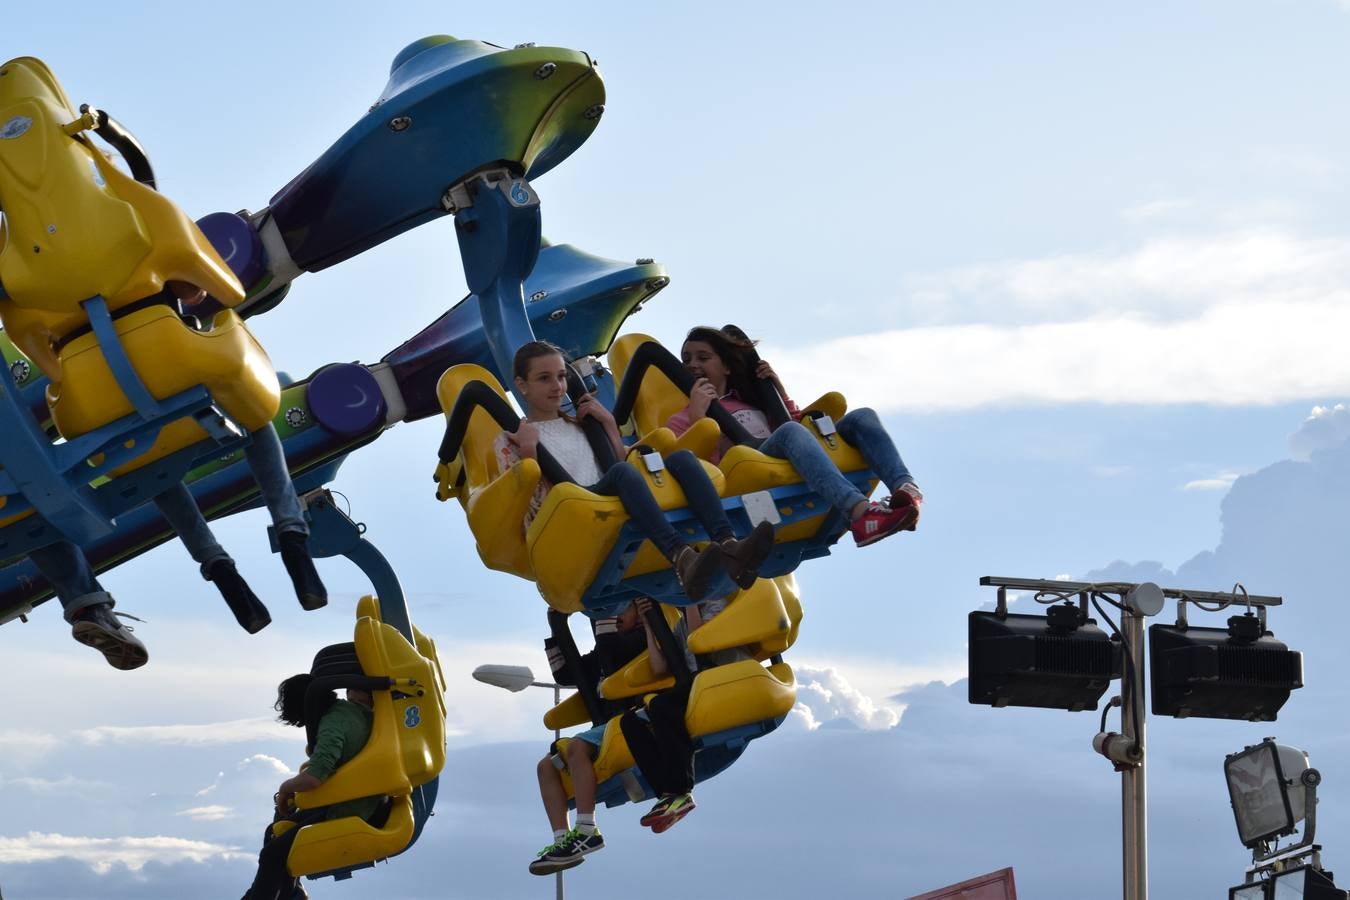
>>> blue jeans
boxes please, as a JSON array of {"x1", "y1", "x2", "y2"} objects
[
  {"x1": 758, "y1": 408, "x2": 914, "y2": 515},
  {"x1": 29, "y1": 540, "x2": 111, "y2": 622},
  {"x1": 154, "y1": 424, "x2": 307, "y2": 574},
  {"x1": 586, "y1": 453, "x2": 730, "y2": 559},
  {"x1": 663, "y1": 450, "x2": 734, "y2": 543}
]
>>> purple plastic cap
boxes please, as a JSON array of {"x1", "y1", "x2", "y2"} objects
[
  {"x1": 196, "y1": 212, "x2": 265, "y2": 288},
  {"x1": 308, "y1": 364, "x2": 387, "y2": 437}
]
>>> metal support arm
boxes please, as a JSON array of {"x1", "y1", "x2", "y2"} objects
[{"x1": 449, "y1": 169, "x2": 542, "y2": 387}]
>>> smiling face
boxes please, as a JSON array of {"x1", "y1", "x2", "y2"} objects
[
  {"x1": 681, "y1": 340, "x2": 731, "y2": 395},
  {"x1": 515, "y1": 352, "x2": 568, "y2": 418}
]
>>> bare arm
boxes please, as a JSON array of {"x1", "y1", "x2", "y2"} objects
[
  {"x1": 638, "y1": 598, "x2": 668, "y2": 676},
  {"x1": 274, "y1": 771, "x2": 322, "y2": 814}
]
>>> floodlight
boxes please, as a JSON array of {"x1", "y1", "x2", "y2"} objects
[
  {"x1": 1149, "y1": 615, "x2": 1303, "y2": 720},
  {"x1": 1230, "y1": 884, "x2": 1268, "y2": 900},
  {"x1": 471, "y1": 664, "x2": 536, "y2": 692},
  {"x1": 1271, "y1": 866, "x2": 1346, "y2": 899},
  {"x1": 1224, "y1": 739, "x2": 1313, "y2": 849},
  {"x1": 968, "y1": 605, "x2": 1122, "y2": 711}
]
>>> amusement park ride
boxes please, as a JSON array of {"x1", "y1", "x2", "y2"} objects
[{"x1": 0, "y1": 34, "x2": 885, "y2": 886}]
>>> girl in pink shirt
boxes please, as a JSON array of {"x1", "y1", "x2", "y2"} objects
[{"x1": 668, "y1": 326, "x2": 922, "y2": 548}]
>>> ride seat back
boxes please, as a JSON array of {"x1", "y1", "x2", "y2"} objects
[
  {"x1": 775, "y1": 573, "x2": 803, "y2": 651},
  {"x1": 434, "y1": 363, "x2": 538, "y2": 577},
  {"x1": 559, "y1": 660, "x2": 797, "y2": 804},
  {"x1": 687, "y1": 578, "x2": 792, "y2": 661},
  {"x1": 296, "y1": 611, "x2": 446, "y2": 810},
  {"x1": 607, "y1": 333, "x2": 689, "y2": 438},
  {"x1": 683, "y1": 658, "x2": 796, "y2": 738},
  {"x1": 0, "y1": 57, "x2": 242, "y2": 327}
]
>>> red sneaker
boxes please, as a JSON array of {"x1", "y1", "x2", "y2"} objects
[
  {"x1": 888, "y1": 483, "x2": 923, "y2": 532},
  {"x1": 851, "y1": 501, "x2": 917, "y2": 547}
]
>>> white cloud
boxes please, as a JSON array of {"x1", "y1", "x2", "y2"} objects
[
  {"x1": 764, "y1": 296, "x2": 1350, "y2": 413},
  {"x1": 897, "y1": 229, "x2": 1350, "y2": 326},
  {"x1": 0, "y1": 775, "x2": 104, "y2": 792},
  {"x1": 237, "y1": 753, "x2": 291, "y2": 775},
  {"x1": 74, "y1": 717, "x2": 291, "y2": 747},
  {"x1": 1182, "y1": 472, "x2": 1242, "y2": 491},
  {"x1": 0, "y1": 832, "x2": 247, "y2": 872},
  {"x1": 0, "y1": 730, "x2": 60, "y2": 752},
  {"x1": 791, "y1": 665, "x2": 901, "y2": 731},
  {"x1": 1290, "y1": 402, "x2": 1350, "y2": 460},
  {"x1": 757, "y1": 229, "x2": 1350, "y2": 413},
  {"x1": 175, "y1": 805, "x2": 234, "y2": 822}
]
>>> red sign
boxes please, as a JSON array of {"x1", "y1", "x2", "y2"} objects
[{"x1": 908, "y1": 867, "x2": 1017, "y2": 900}]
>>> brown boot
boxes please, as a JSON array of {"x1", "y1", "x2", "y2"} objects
[
  {"x1": 671, "y1": 544, "x2": 723, "y2": 602},
  {"x1": 718, "y1": 521, "x2": 776, "y2": 589}
]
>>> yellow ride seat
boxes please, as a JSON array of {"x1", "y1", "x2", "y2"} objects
[
  {"x1": 286, "y1": 595, "x2": 447, "y2": 877},
  {"x1": 283, "y1": 794, "x2": 416, "y2": 879},
  {"x1": 434, "y1": 363, "x2": 728, "y2": 613},
  {"x1": 551, "y1": 578, "x2": 799, "y2": 797},
  {"x1": 607, "y1": 332, "x2": 719, "y2": 458},
  {"x1": 0, "y1": 56, "x2": 278, "y2": 476},
  {"x1": 609, "y1": 332, "x2": 877, "y2": 542}
]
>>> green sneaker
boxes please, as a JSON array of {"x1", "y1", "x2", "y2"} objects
[{"x1": 528, "y1": 828, "x2": 603, "y2": 875}]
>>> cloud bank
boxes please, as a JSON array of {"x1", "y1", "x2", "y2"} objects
[{"x1": 761, "y1": 230, "x2": 1350, "y2": 413}]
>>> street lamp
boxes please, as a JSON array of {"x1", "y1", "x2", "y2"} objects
[{"x1": 472, "y1": 663, "x2": 565, "y2": 900}]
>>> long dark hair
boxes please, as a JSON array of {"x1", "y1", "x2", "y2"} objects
[
  {"x1": 684, "y1": 325, "x2": 759, "y2": 400},
  {"x1": 275, "y1": 673, "x2": 335, "y2": 728}
]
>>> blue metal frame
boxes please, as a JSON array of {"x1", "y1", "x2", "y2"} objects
[
  {"x1": 591, "y1": 715, "x2": 785, "y2": 810},
  {"x1": 576, "y1": 470, "x2": 874, "y2": 615},
  {"x1": 452, "y1": 173, "x2": 542, "y2": 388},
  {"x1": 0, "y1": 297, "x2": 251, "y2": 547},
  {"x1": 274, "y1": 490, "x2": 412, "y2": 643}
]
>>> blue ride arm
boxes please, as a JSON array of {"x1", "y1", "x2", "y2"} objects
[{"x1": 450, "y1": 171, "x2": 542, "y2": 389}]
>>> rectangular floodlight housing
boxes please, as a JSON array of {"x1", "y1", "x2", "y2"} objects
[
  {"x1": 1150, "y1": 624, "x2": 1303, "y2": 721},
  {"x1": 968, "y1": 610, "x2": 1122, "y2": 711},
  {"x1": 1271, "y1": 866, "x2": 1347, "y2": 899},
  {"x1": 1229, "y1": 884, "x2": 1268, "y2": 900},
  {"x1": 1224, "y1": 740, "x2": 1299, "y2": 848}
]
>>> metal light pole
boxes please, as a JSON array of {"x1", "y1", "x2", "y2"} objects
[
  {"x1": 976, "y1": 577, "x2": 1287, "y2": 900},
  {"x1": 1118, "y1": 584, "x2": 1162, "y2": 900},
  {"x1": 471, "y1": 664, "x2": 565, "y2": 900}
]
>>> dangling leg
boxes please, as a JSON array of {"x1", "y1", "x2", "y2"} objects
[
  {"x1": 760, "y1": 420, "x2": 912, "y2": 547},
  {"x1": 835, "y1": 407, "x2": 922, "y2": 529},
  {"x1": 30, "y1": 541, "x2": 147, "y2": 669},
  {"x1": 154, "y1": 483, "x2": 270, "y2": 632},
  {"x1": 664, "y1": 450, "x2": 773, "y2": 588},
  {"x1": 588, "y1": 464, "x2": 723, "y2": 602},
  {"x1": 243, "y1": 424, "x2": 326, "y2": 611}
]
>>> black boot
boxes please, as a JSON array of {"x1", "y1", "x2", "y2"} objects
[
  {"x1": 671, "y1": 543, "x2": 723, "y2": 603},
  {"x1": 204, "y1": 558, "x2": 272, "y2": 633},
  {"x1": 718, "y1": 520, "x2": 776, "y2": 589},
  {"x1": 279, "y1": 531, "x2": 327, "y2": 611}
]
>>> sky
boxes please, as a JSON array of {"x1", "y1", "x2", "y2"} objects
[{"x1": 6, "y1": 1, "x2": 1350, "y2": 898}]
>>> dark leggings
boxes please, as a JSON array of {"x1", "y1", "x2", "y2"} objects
[
  {"x1": 621, "y1": 680, "x2": 695, "y2": 796},
  {"x1": 242, "y1": 809, "x2": 323, "y2": 900},
  {"x1": 585, "y1": 451, "x2": 732, "y2": 559}
]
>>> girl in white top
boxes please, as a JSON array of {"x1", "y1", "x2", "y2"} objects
[{"x1": 493, "y1": 341, "x2": 773, "y2": 602}]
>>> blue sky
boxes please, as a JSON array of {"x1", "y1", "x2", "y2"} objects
[{"x1": 5, "y1": 2, "x2": 1350, "y2": 898}]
